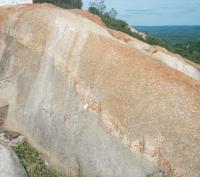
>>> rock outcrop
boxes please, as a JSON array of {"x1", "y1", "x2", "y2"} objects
[
  {"x1": 0, "y1": 144, "x2": 28, "y2": 177},
  {"x1": 0, "y1": 4, "x2": 200, "y2": 177},
  {"x1": 127, "y1": 38, "x2": 200, "y2": 81},
  {"x1": 70, "y1": 10, "x2": 200, "y2": 81}
]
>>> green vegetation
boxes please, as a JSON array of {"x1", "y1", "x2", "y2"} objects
[
  {"x1": 12, "y1": 141, "x2": 67, "y2": 177},
  {"x1": 135, "y1": 26, "x2": 200, "y2": 44},
  {"x1": 144, "y1": 35, "x2": 200, "y2": 64},
  {"x1": 12, "y1": 141, "x2": 169, "y2": 177},
  {"x1": 88, "y1": 0, "x2": 144, "y2": 40},
  {"x1": 145, "y1": 170, "x2": 168, "y2": 177},
  {"x1": 88, "y1": 1, "x2": 200, "y2": 64},
  {"x1": 146, "y1": 173, "x2": 154, "y2": 177},
  {"x1": 173, "y1": 40, "x2": 200, "y2": 64},
  {"x1": 33, "y1": 0, "x2": 83, "y2": 9}
]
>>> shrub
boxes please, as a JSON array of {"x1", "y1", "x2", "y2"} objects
[
  {"x1": 33, "y1": 0, "x2": 83, "y2": 9},
  {"x1": 88, "y1": 6, "x2": 101, "y2": 16}
]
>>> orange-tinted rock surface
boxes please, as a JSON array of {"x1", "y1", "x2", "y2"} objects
[{"x1": 0, "y1": 4, "x2": 200, "y2": 177}]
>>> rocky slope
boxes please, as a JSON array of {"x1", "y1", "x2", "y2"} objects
[
  {"x1": 71, "y1": 10, "x2": 200, "y2": 81},
  {"x1": 0, "y1": 4, "x2": 200, "y2": 177}
]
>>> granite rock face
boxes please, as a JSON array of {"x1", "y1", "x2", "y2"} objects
[
  {"x1": 71, "y1": 9, "x2": 200, "y2": 81},
  {"x1": 0, "y1": 144, "x2": 27, "y2": 177},
  {"x1": 0, "y1": 4, "x2": 200, "y2": 177}
]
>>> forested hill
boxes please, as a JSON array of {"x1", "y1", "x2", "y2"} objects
[{"x1": 135, "y1": 26, "x2": 200, "y2": 44}]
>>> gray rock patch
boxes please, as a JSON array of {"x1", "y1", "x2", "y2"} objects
[{"x1": 0, "y1": 143, "x2": 28, "y2": 177}]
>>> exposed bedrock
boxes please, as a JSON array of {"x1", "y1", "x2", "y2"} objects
[
  {"x1": 0, "y1": 143, "x2": 28, "y2": 177},
  {"x1": 0, "y1": 4, "x2": 200, "y2": 177}
]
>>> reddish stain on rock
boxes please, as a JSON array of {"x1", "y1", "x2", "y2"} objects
[
  {"x1": 159, "y1": 152, "x2": 187, "y2": 177},
  {"x1": 74, "y1": 82, "x2": 188, "y2": 177},
  {"x1": 88, "y1": 100, "x2": 101, "y2": 113},
  {"x1": 151, "y1": 148, "x2": 159, "y2": 158},
  {"x1": 74, "y1": 82, "x2": 101, "y2": 113}
]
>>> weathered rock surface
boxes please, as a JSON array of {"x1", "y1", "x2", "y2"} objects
[
  {"x1": 70, "y1": 10, "x2": 200, "y2": 81},
  {"x1": 0, "y1": 4, "x2": 200, "y2": 177},
  {"x1": 127, "y1": 38, "x2": 200, "y2": 81},
  {"x1": 0, "y1": 143, "x2": 27, "y2": 177}
]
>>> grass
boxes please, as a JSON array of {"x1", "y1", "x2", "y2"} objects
[
  {"x1": 12, "y1": 141, "x2": 68, "y2": 177},
  {"x1": 146, "y1": 174, "x2": 154, "y2": 177},
  {"x1": 146, "y1": 170, "x2": 168, "y2": 177},
  {"x1": 12, "y1": 141, "x2": 168, "y2": 177}
]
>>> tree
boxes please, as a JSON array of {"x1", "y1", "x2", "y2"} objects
[
  {"x1": 71, "y1": 0, "x2": 83, "y2": 9},
  {"x1": 33, "y1": 0, "x2": 83, "y2": 9},
  {"x1": 88, "y1": 0, "x2": 130, "y2": 34},
  {"x1": 88, "y1": 6, "x2": 101, "y2": 16},
  {"x1": 89, "y1": 0, "x2": 106, "y2": 15},
  {"x1": 107, "y1": 8, "x2": 118, "y2": 18}
]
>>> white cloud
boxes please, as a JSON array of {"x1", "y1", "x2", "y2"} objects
[{"x1": 0, "y1": 0, "x2": 32, "y2": 6}]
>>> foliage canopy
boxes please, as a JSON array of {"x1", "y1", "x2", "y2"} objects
[{"x1": 33, "y1": 0, "x2": 83, "y2": 9}]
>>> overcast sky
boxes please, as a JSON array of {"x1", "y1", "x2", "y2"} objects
[
  {"x1": 0, "y1": 0, "x2": 31, "y2": 5},
  {"x1": 83, "y1": 0, "x2": 200, "y2": 26}
]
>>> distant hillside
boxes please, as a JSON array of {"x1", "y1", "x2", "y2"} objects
[{"x1": 135, "y1": 26, "x2": 200, "y2": 43}]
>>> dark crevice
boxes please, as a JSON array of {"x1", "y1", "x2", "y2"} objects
[{"x1": 0, "y1": 105, "x2": 8, "y2": 128}]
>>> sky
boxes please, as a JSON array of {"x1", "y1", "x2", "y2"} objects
[
  {"x1": 83, "y1": 0, "x2": 200, "y2": 26},
  {"x1": 0, "y1": 0, "x2": 31, "y2": 5}
]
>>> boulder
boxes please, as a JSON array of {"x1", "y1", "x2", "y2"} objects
[
  {"x1": 0, "y1": 144, "x2": 27, "y2": 177},
  {"x1": 0, "y1": 3, "x2": 200, "y2": 177}
]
